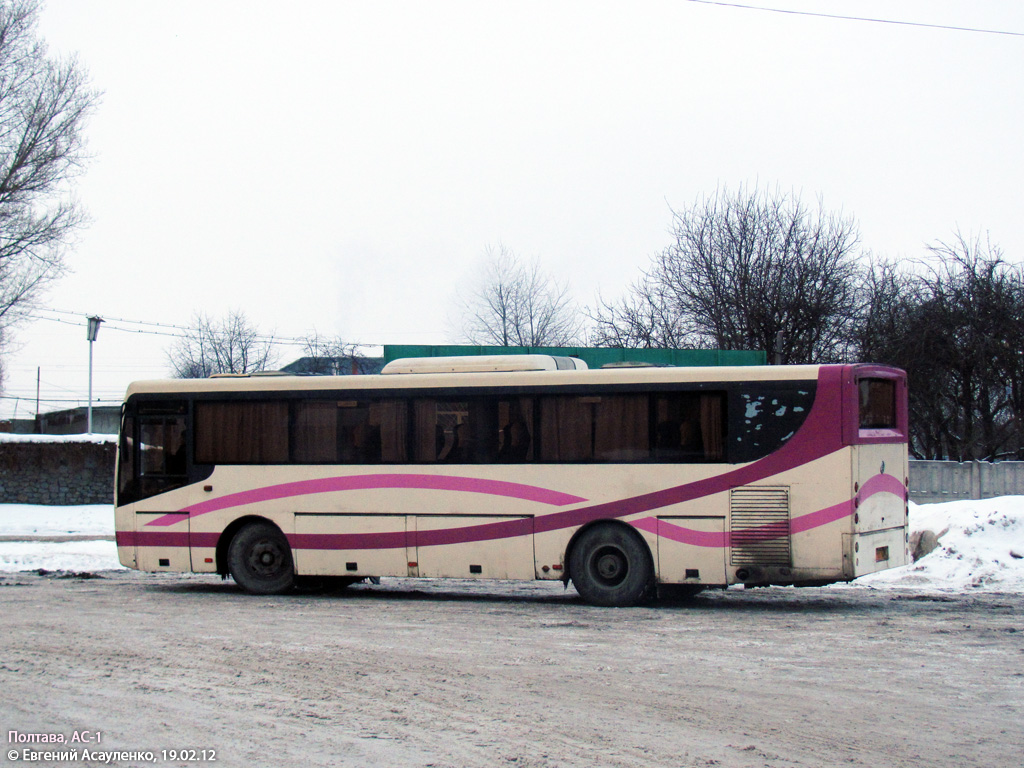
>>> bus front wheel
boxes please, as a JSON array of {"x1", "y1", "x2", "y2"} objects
[
  {"x1": 569, "y1": 524, "x2": 654, "y2": 607},
  {"x1": 228, "y1": 522, "x2": 296, "y2": 595}
]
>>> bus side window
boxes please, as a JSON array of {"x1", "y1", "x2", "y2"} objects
[
  {"x1": 369, "y1": 401, "x2": 407, "y2": 463},
  {"x1": 131, "y1": 400, "x2": 189, "y2": 501},
  {"x1": 140, "y1": 417, "x2": 186, "y2": 478},
  {"x1": 194, "y1": 401, "x2": 288, "y2": 464},
  {"x1": 729, "y1": 384, "x2": 814, "y2": 463},
  {"x1": 653, "y1": 393, "x2": 725, "y2": 462},
  {"x1": 496, "y1": 398, "x2": 533, "y2": 462},
  {"x1": 414, "y1": 399, "x2": 471, "y2": 463},
  {"x1": 117, "y1": 413, "x2": 135, "y2": 503}
]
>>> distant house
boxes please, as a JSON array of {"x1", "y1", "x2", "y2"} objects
[
  {"x1": 279, "y1": 356, "x2": 384, "y2": 376},
  {"x1": 0, "y1": 419, "x2": 37, "y2": 435},
  {"x1": 33, "y1": 406, "x2": 121, "y2": 436}
]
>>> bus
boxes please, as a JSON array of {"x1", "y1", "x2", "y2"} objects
[{"x1": 114, "y1": 355, "x2": 909, "y2": 606}]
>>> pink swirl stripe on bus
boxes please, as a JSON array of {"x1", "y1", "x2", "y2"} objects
[
  {"x1": 631, "y1": 501, "x2": 852, "y2": 548},
  {"x1": 859, "y1": 472, "x2": 907, "y2": 501},
  {"x1": 147, "y1": 475, "x2": 589, "y2": 527},
  {"x1": 630, "y1": 517, "x2": 727, "y2": 547},
  {"x1": 291, "y1": 515, "x2": 534, "y2": 551},
  {"x1": 629, "y1": 473, "x2": 902, "y2": 548}
]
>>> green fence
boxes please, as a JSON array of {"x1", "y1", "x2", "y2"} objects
[{"x1": 382, "y1": 345, "x2": 765, "y2": 368}]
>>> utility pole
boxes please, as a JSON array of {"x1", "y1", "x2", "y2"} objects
[{"x1": 86, "y1": 317, "x2": 103, "y2": 433}]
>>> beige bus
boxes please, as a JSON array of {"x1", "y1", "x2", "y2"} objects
[{"x1": 114, "y1": 355, "x2": 909, "y2": 606}]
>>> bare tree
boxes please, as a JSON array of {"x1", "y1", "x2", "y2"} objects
[
  {"x1": 593, "y1": 187, "x2": 862, "y2": 362},
  {"x1": 856, "y1": 234, "x2": 1024, "y2": 461},
  {"x1": 457, "y1": 244, "x2": 582, "y2": 346},
  {"x1": 589, "y1": 277, "x2": 689, "y2": 349},
  {"x1": 298, "y1": 331, "x2": 367, "y2": 375},
  {"x1": 0, "y1": 0, "x2": 100, "y2": 382},
  {"x1": 852, "y1": 256, "x2": 916, "y2": 364},
  {"x1": 168, "y1": 310, "x2": 279, "y2": 378}
]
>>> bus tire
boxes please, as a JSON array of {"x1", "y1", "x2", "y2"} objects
[
  {"x1": 227, "y1": 521, "x2": 295, "y2": 595},
  {"x1": 569, "y1": 524, "x2": 654, "y2": 607}
]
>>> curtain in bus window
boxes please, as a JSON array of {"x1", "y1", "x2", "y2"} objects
[
  {"x1": 652, "y1": 392, "x2": 725, "y2": 462},
  {"x1": 594, "y1": 395, "x2": 649, "y2": 461},
  {"x1": 337, "y1": 402, "x2": 381, "y2": 463},
  {"x1": 539, "y1": 396, "x2": 593, "y2": 461},
  {"x1": 496, "y1": 398, "x2": 533, "y2": 462},
  {"x1": 369, "y1": 401, "x2": 406, "y2": 463},
  {"x1": 700, "y1": 394, "x2": 725, "y2": 460},
  {"x1": 292, "y1": 401, "x2": 338, "y2": 463},
  {"x1": 414, "y1": 399, "x2": 470, "y2": 463},
  {"x1": 195, "y1": 401, "x2": 288, "y2": 464}
]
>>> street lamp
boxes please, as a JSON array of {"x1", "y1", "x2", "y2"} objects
[{"x1": 86, "y1": 316, "x2": 103, "y2": 433}]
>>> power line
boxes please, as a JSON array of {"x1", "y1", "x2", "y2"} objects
[
  {"x1": 2, "y1": 395, "x2": 125, "y2": 408},
  {"x1": 28, "y1": 310, "x2": 311, "y2": 346},
  {"x1": 685, "y1": 0, "x2": 1024, "y2": 37},
  {"x1": 29, "y1": 307, "x2": 411, "y2": 349},
  {"x1": 35, "y1": 307, "x2": 195, "y2": 332}
]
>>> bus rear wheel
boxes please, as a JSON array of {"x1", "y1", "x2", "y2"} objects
[
  {"x1": 569, "y1": 524, "x2": 654, "y2": 607},
  {"x1": 228, "y1": 522, "x2": 295, "y2": 595}
]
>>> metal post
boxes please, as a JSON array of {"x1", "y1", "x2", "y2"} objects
[{"x1": 86, "y1": 317, "x2": 103, "y2": 433}]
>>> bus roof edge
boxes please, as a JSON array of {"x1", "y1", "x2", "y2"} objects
[{"x1": 380, "y1": 355, "x2": 588, "y2": 374}]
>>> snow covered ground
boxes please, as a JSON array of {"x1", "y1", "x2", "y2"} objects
[
  {"x1": 855, "y1": 496, "x2": 1024, "y2": 593},
  {"x1": 1, "y1": 498, "x2": 1023, "y2": 593}
]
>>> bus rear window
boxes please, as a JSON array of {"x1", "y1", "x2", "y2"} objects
[{"x1": 859, "y1": 378, "x2": 896, "y2": 429}]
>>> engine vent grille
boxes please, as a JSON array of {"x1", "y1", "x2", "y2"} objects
[{"x1": 730, "y1": 487, "x2": 791, "y2": 565}]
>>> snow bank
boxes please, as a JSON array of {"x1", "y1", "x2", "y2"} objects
[
  {"x1": 0, "y1": 432, "x2": 116, "y2": 444},
  {"x1": 850, "y1": 497, "x2": 1024, "y2": 592},
  {"x1": 0, "y1": 504, "x2": 113, "y2": 537},
  {"x1": 0, "y1": 540, "x2": 121, "y2": 572},
  {"x1": 0, "y1": 504, "x2": 122, "y2": 573}
]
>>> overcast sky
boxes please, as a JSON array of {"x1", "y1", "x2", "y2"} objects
[{"x1": 2, "y1": 0, "x2": 1022, "y2": 423}]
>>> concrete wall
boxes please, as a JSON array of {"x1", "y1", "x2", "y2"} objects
[
  {"x1": 0, "y1": 438, "x2": 116, "y2": 505},
  {"x1": 909, "y1": 460, "x2": 1024, "y2": 504}
]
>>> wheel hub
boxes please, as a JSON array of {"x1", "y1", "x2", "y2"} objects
[
  {"x1": 250, "y1": 542, "x2": 283, "y2": 575},
  {"x1": 592, "y1": 546, "x2": 628, "y2": 586}
]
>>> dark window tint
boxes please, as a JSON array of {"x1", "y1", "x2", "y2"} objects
[
  {"x1": 859, "y1": 378, "x2": 896, "y2": 429},
  {"x1": 496, "y1": 397, "x2": 534, "y2": 462},
  {"x1": 119, "y1": 400, "x2": 188, "y2": 504},
  {"x1": 538, "y1": 392, "x2": 724, "y2": 463},
  {"x1": 370, "y1": 401, "x2": 409, "y2": 462},
  {"x1": 292, "y1": 400, "x2": 406, "y2": 464},
  {"x1": 414, "y1": 399, "x2": 480, "y2": 463},
  {"x1": 195, "y1": 401, "x2": 288, "y2": 464},
  {"x1": 117, "y1": 412, "x2": 135, "y2": 502},
  {"x1": 407, "y1": 397, "x2": 535, "y2": 464},
  {"x1": 729, "y1": 383, "x2": 815, "y2": 463},
  {"x1": 652, "y1": 392, "x2": 725, "y2": 462}
]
